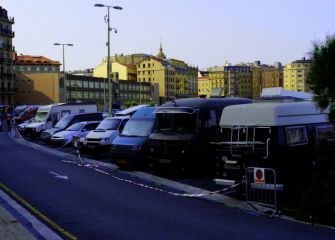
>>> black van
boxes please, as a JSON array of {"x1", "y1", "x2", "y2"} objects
[
  {"x1": 214, "y1": 101, "x2": 335, "y2": 189},
  {"x1": 147, "y1": 97, "x2": 252, "y2": 173},
  {"x1": 40, "y1": 112, "x2": 104, "y2": 141}
]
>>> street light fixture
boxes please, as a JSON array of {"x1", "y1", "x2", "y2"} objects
[
  {"x1": 53, "y1": 43, "x2": 74, "y2": 103},
  {"x1": 94, "y1": 3, "x2": 122, "y2": 114}
]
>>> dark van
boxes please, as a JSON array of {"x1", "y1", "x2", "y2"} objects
[
  {"x1": 111, "y1": 106, "x2": 156, "y2": 168},
  {"x1": 40, "y1": 112, "x2": 104, "y2": 141},
  {"x1": 214, "y1": 101, "x2": 335, "y2": 190},
  {"x1": 147, "y1": 97, "x2": 252, "y2": 173}
]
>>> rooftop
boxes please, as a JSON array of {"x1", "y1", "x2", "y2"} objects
[{"x1": 14, "y1": 55, "x2": 61, "y2": 65}]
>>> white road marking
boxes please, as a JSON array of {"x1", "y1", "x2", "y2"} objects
[{"x1": 49, "y1": 171, "x2": 69, "y2": 180}]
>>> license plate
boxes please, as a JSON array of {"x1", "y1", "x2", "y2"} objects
[
  {"x1": 88, "y1": 145, "x2": 96, "y2": 149},
  {"x1": 159, "y1": 159, "x2": 171, "y2": 164}
]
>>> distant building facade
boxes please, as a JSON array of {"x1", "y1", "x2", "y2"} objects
[
  {"x1": 136, "y1": 44, "x2": 198, "y2": 103},
  {"x1": 284, "y1": 58, "x2": 312, "y2": 92},
  {"x1": 224, "y1": 65, "x2": 252, "y2": 98},
  {"x1": 66, "y1": 74, "x2": 156, "y2": 111},
  {"x1": 0, "y1": 6, "x2": 15, "y2": 105},
  {"x1": 14, "y1": 55, "x2": 61, "y2": 105}
]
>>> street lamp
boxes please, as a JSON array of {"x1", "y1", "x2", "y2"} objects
[
  {"x1": 53, "y1": 43, "x2": 74, "y2": 103},
  {"x1": 94, "y1": 3, "x2": 122, "y2": 114}
]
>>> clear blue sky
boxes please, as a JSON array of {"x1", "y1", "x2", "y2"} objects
[{"x1": 2, "y1": 0, "x2": 335, "y2": 71}]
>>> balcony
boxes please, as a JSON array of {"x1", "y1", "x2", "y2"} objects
[
  {"x1": 0, "y1": 87, "x2": 17, "y2": 93},
  {"x1": 0, "y1": 73, "x2": 13, "y2": 79},
  {"x1": 0, "y1": 28, "x2": 14, "y2": 37},
  {"x1": 0, "y1": 57, "x2": 12, "y2": 64},
  {"x1": 0, "y1": 43, "x2": 12, "y2": 51}
]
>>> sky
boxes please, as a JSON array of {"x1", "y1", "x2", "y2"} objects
[{"x1": 2, "y1": 0, "x2": 335, "y2": 71}]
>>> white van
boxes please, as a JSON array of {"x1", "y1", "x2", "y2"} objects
[
  {"x1": 21, "y1": 102, "x2": 98, "y2": 138},
  {"x1": 82, "y1": 116, "x2": 129, "y2": 153}
]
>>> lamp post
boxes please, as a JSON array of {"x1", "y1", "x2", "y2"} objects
[
  {"x1": 94, "y1": 3, "x2": 122, "y2": 114},
  {"x1": 53, "y1": 43, "x2": 74, "y2": 103}
]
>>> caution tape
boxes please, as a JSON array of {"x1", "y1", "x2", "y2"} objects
[{"x1": 75, "y1": 150, "x2": 245, "y2": 198}]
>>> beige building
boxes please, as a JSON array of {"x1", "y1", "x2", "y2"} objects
[
  {"x1": 284, "y1": 58, "x2": 312, "y2": 92},
  {"x1": 250, "y1": 61, "x2": 283, "y2": 99},
  {"x1": 0, "y1": 6, "x2": 15, "y2": 105},
  {"x1": 14, "y1": 55, "x2": 61, "y2": 105}
]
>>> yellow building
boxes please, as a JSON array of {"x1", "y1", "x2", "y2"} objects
[
  {"x1": 208, "y1": 66, "x2": 225, "y2": 92},
  {"x1": 93, "y1": 61, "x2": 136, "y2": 81},
  {"x1": 284, "y1": 58, "x2": 312, "y2": 92},
  {"x1": 14, "y1": 55, "x2": 61, "y2": 105},
  {"x1": 198, "y1": 75, "x2": 210, "y2": 97},
  {"x1": 136, "y1": 44, "x2": 198, "y2": 102},
  {"x1": 0, "y1": 6, "x2": 15, "y2": 105}
]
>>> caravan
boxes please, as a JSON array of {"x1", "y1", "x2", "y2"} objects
[
  {"x1": 214, "y1": 101, "x2": 334, "y2": 188},
  {"x1": 21, "y1": 102, "x2": 98, "y2": 138}
]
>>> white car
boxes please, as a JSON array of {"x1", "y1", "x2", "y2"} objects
[
  {"x1": 83, "y1": 116, "x2": 129, "y2": 152},
  {"x1": 50, "y1": 121, "x2": 100, "y2": 146}
]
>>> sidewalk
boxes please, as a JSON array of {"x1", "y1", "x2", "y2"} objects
[{"x1": 0, "y1": 203, "x2": 36, "y2": 240}]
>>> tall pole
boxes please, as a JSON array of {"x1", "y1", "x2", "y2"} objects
[
  {"x1": 54, "y1": 43, "x2": 73, "y2": 103},
  {"x1": 107, "y1": 6, "x2": 112, "y2": 114},
  {"x1": 62, "y1": 44, "x2": 66, "y2": 102},
  {"x1": 94, "y1": 3, "x2": 122, "y2": 114}
]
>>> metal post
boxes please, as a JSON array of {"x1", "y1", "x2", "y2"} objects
[
  {"x1": 62, "y1": 44, "x2": 66, "y2": 102},
  {"x1": 107, "y1": 6, "x2": 112, "y2": 114}
]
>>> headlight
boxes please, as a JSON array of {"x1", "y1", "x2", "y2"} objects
[
  {"x1": 181, "y1": 149, "x2": 186, "y2": 154},
  {"x1": 101, "y1": 137, "x2": 110, "y2": 142}
]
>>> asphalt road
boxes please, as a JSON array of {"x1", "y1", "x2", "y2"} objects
[{"x1": 0, "y1": 131, "x2": 334, "y2": 240}]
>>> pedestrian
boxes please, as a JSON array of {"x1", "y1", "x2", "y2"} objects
[{"x1": 6, "y1": 106, "x2": 12, "y2": 131}]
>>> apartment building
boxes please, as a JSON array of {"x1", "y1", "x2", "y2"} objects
[
  {"x1": 284, "y1": 58, "x2": 312, "y2": 92},
  {"x1": 14, "y1": 55, "x2": 61, "y2": 105},
  {"x1": 0, "y1": 6, "x2": 15, "y2": 105}
]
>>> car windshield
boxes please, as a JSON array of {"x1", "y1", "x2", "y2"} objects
[
  {"x1": 96, "y1": 119, "x2": 121, "y2": 130},
  {"x1": 121, "y1": 119, "x2": 155, "y2": 137},
  {"x1": 155, "y1": 113, "x2": 196, "y2": 134},
  {"x1": 66, "y1": 122, "x2": 85, "y2": 131},
  {"x1": 55, "y1": 116, "x2": 72, "y2": 129},
  {"x1": 34, "y1": 111, "x2": 48, "y2": 122}
]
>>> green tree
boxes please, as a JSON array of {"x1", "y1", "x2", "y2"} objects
[{"x1": 308, "y1": 35, "x2": 335, "y2": 123}]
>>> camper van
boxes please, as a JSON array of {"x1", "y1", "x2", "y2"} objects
[
  {"x1": 147, "y1": 97, "x2": 252, "y2": 172},
  {"x1": 214, "y1": 101, "x2": 334, "y2": 188},
  {"x1": 22, "y1": 102, "x2": 98, "y2": 138}
]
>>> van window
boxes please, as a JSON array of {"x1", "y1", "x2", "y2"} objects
[
  {"x1": 286, "y1": 126, "x2": 308, "y2": 146},
  {"x1": 198, "y1": 109, "x2": 217, "y2": 133},
  {"x1": 316, "y1": 125, "x2": 335, "y2": 141}
]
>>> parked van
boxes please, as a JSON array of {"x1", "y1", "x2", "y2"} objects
[
  {"x1": 22, "y1": 102, "x2": 98, "y2": 138},
  {"x1": 147, "y1": 97, "x2": 252, "y2": 173},
  {"x1": 82, "y1": 116, "x2": 129, "y2": 153},
  {"x1": 41, "y1": 112, "x2": 104, "y2": 141},
  {"x1": 214, "y1": 101, "x2": 334, "y2": 188},
  {"x1": 111, "y1": 106, "x2": 156, "y2": 168}
]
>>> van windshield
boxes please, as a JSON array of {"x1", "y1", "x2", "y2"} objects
[
  {"x1": 121, "y1": 119, "x2": 154, "y2": 137},
  {"x1": 34, "y1": 111, "x2": 48, "y2": 122},
  {"x1": 96, "y1": 119, "x2": 121, "y2": 130},
  {"x1": 55, "y1": 116, "x2": 72, "y2": 129},
  {"x1": 155, "y1": 113, "x2": 196, "y2": 134}
]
